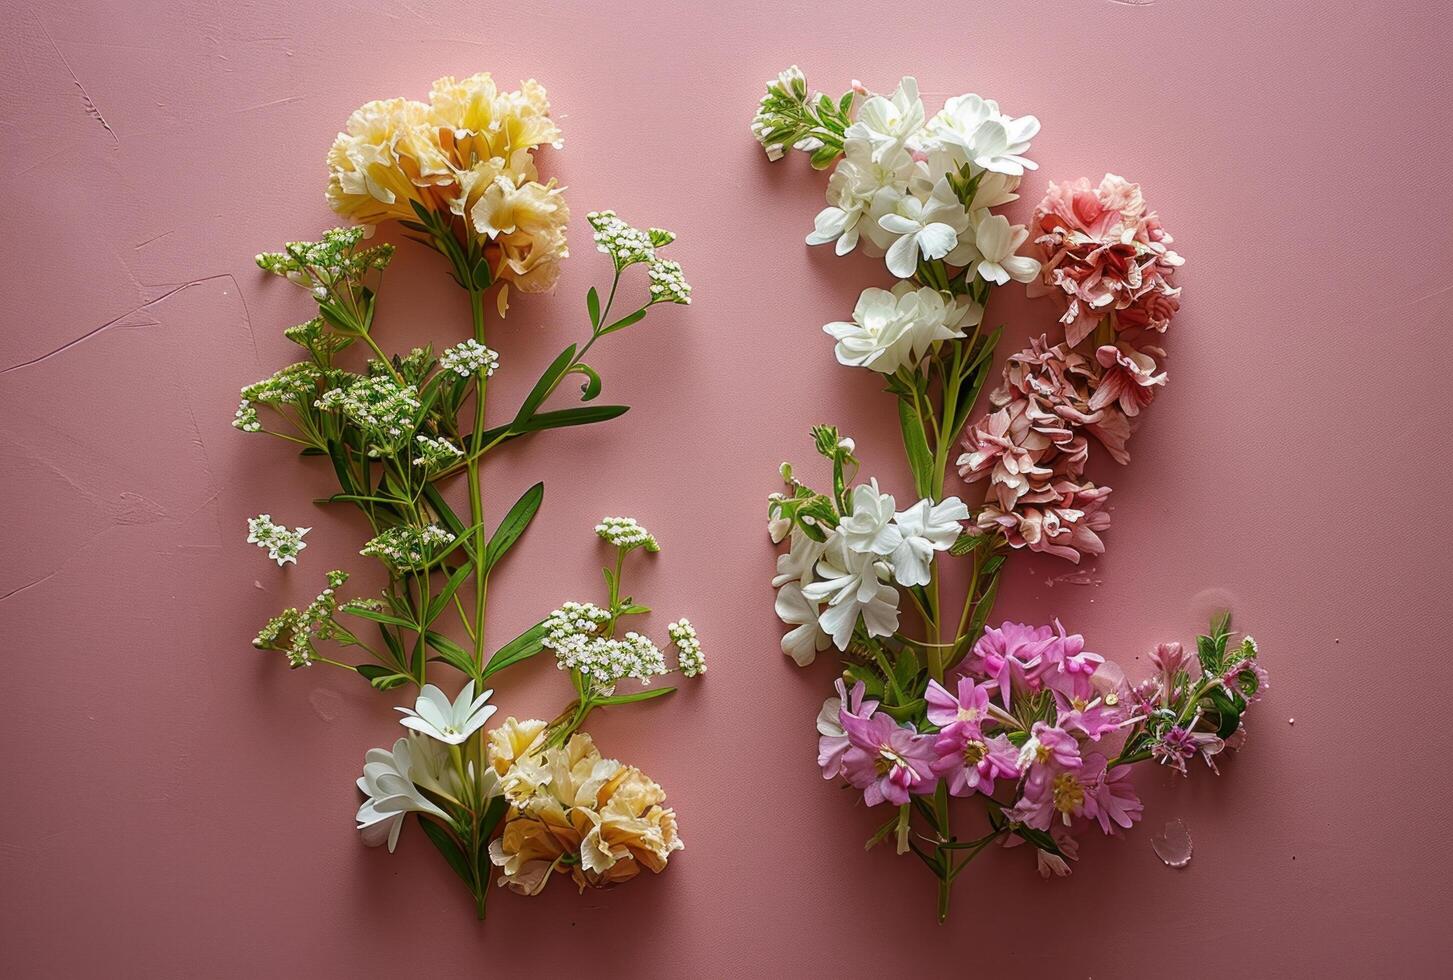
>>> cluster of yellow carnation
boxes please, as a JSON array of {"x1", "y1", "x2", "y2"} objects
[
  {"x1": 325, "y1": 73, "x2": 569, "y2": 294},
  {"x1": 485, "y1": 719, "x2": 683, "y2": 895}
]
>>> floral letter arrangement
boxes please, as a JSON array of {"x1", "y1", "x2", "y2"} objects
[
  {"x1": 751, "y1": 68, "x2": 1268, "y2": 919},
  {"x1": 237, "y1": 74, "x2": 701, "y2": 918}
]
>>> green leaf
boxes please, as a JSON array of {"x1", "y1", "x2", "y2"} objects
[
  {"x1": 345, "y1": 606, "x2": 418, "y2": 630},
  {"x1": 425, "y1": 563, "x2": 473, "y2": 626},
  {"x1": 594, "y1": 686, "x2": 676, "y2": 706},
  {"x1": 616, "y1": 603, "x2": 650, "y2": 616},
  {"x1": 482, "y1": 620, "x2": 549, "y2": 678},
  {"x1": 513, "y1": 345, "x2": 577, "y2": 427},
  {"x1": 1207, "y1": 688, "x2": 1245, "y2": 739},
  {"x1": 356, "y1": 664, "x2": 410, "y2": 691},
  {"x1": 1012, "y1": 824, "x2": 1064, "y2": 856},
  {"x1": 415, "y1": 816, "x2": 474, "y2": 887},
  {"x1": 471, "y1": 256, "x2": 493, "y2": 290},
  {"x1": 484, "y1": 482, "x2": 544, "y2": 574},
  {"x1": 425, "y1": 631, "x2": 476, "y2": 676},
  {"x1": 599, "y1": 309, "x2": 646, "y2": 335},
  {"x1": 516, "y1": 404, "x2": 629, "y2": 434},
  {"x1": 896, "y1": 397, "x2": 935, "y2": 497},
  {"x1": 586, "y1": 286, "x2": 601, "y2": 328}
]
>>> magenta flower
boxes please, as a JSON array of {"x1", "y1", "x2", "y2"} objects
[
  {"x1": 1050, "y1": 675, "x2": 1126, "y2": 741},
  {"x1": 924, "y1": 676, "x2": 995, "y2": 729},
  {"x1": 931, "y1": 728, "x2": 1019, "y2": 797},
  {"x1": 1152, "y1": 725, "x2": 1225, "y2": 775},
  {"x1": 1083, "y1": 753, "x2": 1144, "y2": 834},
  {"x1": 963, "y1": 622, "x2": 1056, "y2": 707},
  {"x1": 817, "y1": 678, "x2": 879, "y2": 780},
  {"x1": 840, "y1": 712, "x2": 939, "y2": 806}
]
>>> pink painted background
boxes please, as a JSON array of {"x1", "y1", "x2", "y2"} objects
[{"x1": 3, "y1": 0, "x2": 1451, "y2": 975}]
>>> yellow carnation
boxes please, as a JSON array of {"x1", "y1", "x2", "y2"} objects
[
  {"x1": 472, "y1": 177, "x2": 570, "y2": 294},
  {"x1": 487, "y1": 731, "x2": 683, "y2": 895},
  {"x1": 325, "y1": 98, "x2": 454, "y2": 226},
  {"x1": 429, "y1": 73, "x2": 562, "y2": 169}
]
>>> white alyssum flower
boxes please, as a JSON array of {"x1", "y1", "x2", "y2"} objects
[
  {"x1": 413, "y1": 434, "x2": 464, "y2": 470},
  {"x1": 647, "y1": 259, "x2": 692, "y2": 304},
  {"x1": 439, "y1": 338, "x2": 499, "y2": 378},
  {"x1": 973, "y1": 214, "x2": 1042, "y2": 286},
  {"x1": 356, "y1": 735, "x2": 451, "y2": 852},
  {"x1": 774, "y1": 582, "x2": 831, "y2": 666},
  {"x1": 233, "y1": 398, "x2": 262, "y2": 432},
  {"x1": 360, "y1": 524, "x2": 455, "y2": 570},
  {"x1": 889, "y1": 496, "x2": 970, "y2": 587},
  {"x1": 595, "y1": 516, "x2": 660, "y2": 552},
  {"x1": 587, "y1": 210, "x2": 664, "y2": 268},
  {"x1": 802, "y1": 543, "x2": 901, "y2": 650},
  {"x1": 396, "y1": 681, "x2": 498, "y2": 745},
  {"x1": 877, "y1": 178, "x2": 972, "y2": 278},
  {"x1": 668, "y1": 619, "x2": 706, "y2": 677},
  {"x1": 246, "y1": 514, "x2": 309, "y2": 566},
  {"x1": 839, "y1": 479, "x2": 902, "y2": 556},
  {"x1": 845, "y1": 76, "x2": 925, "y2": 164},
  {"x1": 316, "y1": 374, "x2": 422, "y2": 456}
]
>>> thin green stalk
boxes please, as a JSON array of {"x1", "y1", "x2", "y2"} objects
[{"x1": 467, "y1": 288, "x2": 490, "y2": 669}]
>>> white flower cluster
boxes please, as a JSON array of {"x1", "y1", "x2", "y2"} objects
[
  {"x1": 647, "y1": 259, "x2": 692, "y2": 305},
  {"x1": 750, "y1": 65, "x2": 814, "y2": 161},
  {"x1": 595, "y1": 516, "x2": 660, "y2": 552},
  {"x1": 587, "y1": 210, "x2": 657, "y2": 267},
  {"x1": 771, "y1": 481, "x2": 969, "y2": 664},
  {"x1": 253, "y1": 569, "x2": 351, "y2": 667},
  {"x1": 256, "y1": 227, "x2": 395, "y2": 297},
  {"x1": 241, "y1": 362, "x2": 322, "y2": 406},
  {"x1": 668, "y1": 619, "x2": 706, "y2": 678},
  {"x1": 801, "y1": 75, "x2": 1041, "y2": 285},
  {"x1": 543, "y1": 602, "x2": 668, "y2": 684},
  {"x1": 439, "y1": 339, "x2": 499, "y2": 378},
  {"x1": 413, "y1": 434, "x2": 464, "y2": 471},
  {"x1": 360, "y1": 524, "x2": 456, "y2": 570},
  {"x1": 825, "y1": 282, "x2": 980, "y2": 375},
  {"x1": 233, "y1": 399, "x2": 262, "y2": 432},
  {"x1": 246, "y1": 514, "x2": 310, "y2": 566},
  {"x1": 316, "y1": 374, "x2": 421, "y2": 456}
]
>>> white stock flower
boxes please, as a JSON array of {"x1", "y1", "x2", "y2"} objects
[
  {"x1": 807, "y1": 140, "x2": 915, "y2": 255},
  {"x1": 824, "y1": 284, "x2": 971, "y2": 375},
  {"x1": 802, "y1": 544, "x2": 900, "y2": 650},
  {"x1": 773, "y1": 527, "x2": 829, "y2": 588},
  {"x1": 845, "y1": 76, "x2": 925, "y2": 163},
  {"x1": 973, "y1": 214, "x2": 1041, "y2": 286},
  {"x1": 877, "y1": 178, "x2": 972, "y2": 278},
  {"x1": 839, "y1": 479, "x2": 901, "y2": 556},
  {"x1": 356, "y1": 736, "x2": 451, "y2": 852},
  {"x1": 923, "y1": 93, "x2": 1039, "y2": 176},
  {"x1": 774, "y1": 583, "x2": 831, "y2": 666},
  {"x1": 889, "y1": 496, "x2": 970, "y2": 587},
  {"x1": 395, "y1": 681, "x2": 498, "y2": 745}
]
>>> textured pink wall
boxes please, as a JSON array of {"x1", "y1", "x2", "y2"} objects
[{"x1": 2, "y1": 0, "x2": 1451, "y2": 975}]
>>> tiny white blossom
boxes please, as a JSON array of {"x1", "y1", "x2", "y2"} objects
[
  {"x1": 246, "y1": 514, "x2": 309, "y2": 566},
  {"x1": 233, "y1": 399, "x2": 262, "y2": 433},
  {"x1": 595, "y1": 516, "x2": 660, "y2": 552},
  {"x1": 439, "y1": 339, "x2": 499, "y2": 378},
  {"x1": 413, "y1": 434, "x2": 464, "y2": 471},
  {"x1": 647, "y1": 259, "x2": 692, "y2": 305},
  {"x1": 668, "y1": 619, "x2": 706, "y2": 678}
]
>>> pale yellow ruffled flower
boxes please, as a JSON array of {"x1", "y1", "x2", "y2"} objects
[
  {"x1": 429, "y1": 73, "x2": 562, "y2": 168},
  {"x1": 473, "y1": 176, "x2": 570, "y2": 294},
  {"x1": 325, "y1": 98, "x2": 455, "y2": 226},
  {"x1": 486, "y1": 729, "x2": 683, "y2": 894}
]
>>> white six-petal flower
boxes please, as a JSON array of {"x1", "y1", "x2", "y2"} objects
[
  {"x1": 889, "y1": 496, "x2": 970, "y2": 587},
  {"x1": 395, "y1": 681, "x2": 497, "y2": 745}
]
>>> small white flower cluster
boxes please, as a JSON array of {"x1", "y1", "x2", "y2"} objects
[
  {"x1": 316, "y1": 374, "x2": 421, "y2": 456},
  {"x1": 246, "y1": 514, "x2": 309, "y2": 566},
  {"x1": 439, "y1": 339, "x2": 499, "y2": 378},
  {"x1": 413, "y1": 434, "x2": 464, "y2": 471},
  {"x1": 543, "y1": 602, "x2": 668, "y2": 684},
  {"x1": 241, "y1": 362, "x2": 322, "y2": 406},
  {"x1": 771, "y1": 481, "x2": 969, "y2": 665},
  {"x1": 233, "y1": 399, "x2": 262, "y2": 432},
  {"x1": 587, "y1": 210, "x2": 658, "y2": 267},
  {"x1": 595, "y1": 516, "x2": 660, "y2": 552},
  {"x1": 750, "y1": 66, "x2": 813, "y2": 161},
  {"x1": 253, "y1": 569, "x2": 352, "y2": 667},
  {"x1": 360, "y1": 524, "x2": 456, "y2": 570},
  {"x1": 256, "y1": 227, "x2": 395, "y2": 294},
  {"x1": 647, "y1": 259, "x2": 692, "y2": 305},
  {"x1": 668, "y1": 619, "x2": 706, "y2": 678}
]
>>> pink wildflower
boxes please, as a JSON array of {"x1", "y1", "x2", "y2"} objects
[
  {"x1": 930, "y1": 729, "x2": 1019, "y2": 797},
  {"x1": 840, "y1": 712, "x2": 938, "y2": 806},
  {"x1": 817, "y1": 678, "x2": 880, "y2": 780}
]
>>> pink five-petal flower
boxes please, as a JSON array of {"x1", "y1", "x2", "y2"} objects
[
  {"x1": 930, "y1": 729, "x2": 1019, "y2": 797},
  {"x1": 840, "y1": 712, "x2": 938, "y2": 806},
  {"x1": 816, "y1": 678, "x2": 879, "y2": 780},
  {"x1": 924, "y1": 676, "x2": 995, "y2": 729},
  {"x1": 1083, "y1": 753, "x2": 1144, "y2": 834},
  {"x1": 964, "y1": 621, "x2": 1057, "y2": 708}
]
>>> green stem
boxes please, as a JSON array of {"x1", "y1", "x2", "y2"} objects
[{"x1": 467, "y1": 288, "x2": 490, "y2": 672}]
